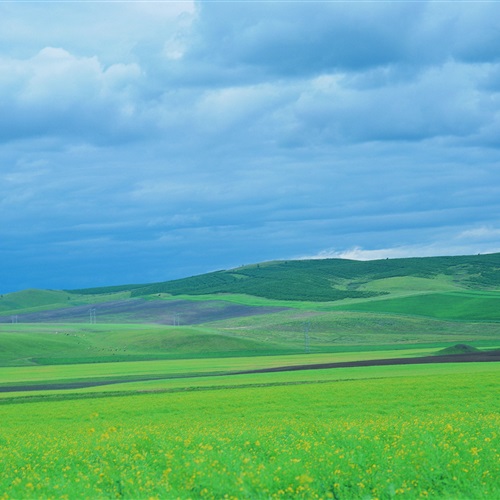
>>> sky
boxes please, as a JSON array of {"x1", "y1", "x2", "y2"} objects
[{"x1": 2, "y1": 0, "x2": 500, "y2": 293}]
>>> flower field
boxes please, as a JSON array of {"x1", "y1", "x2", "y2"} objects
[{"x1": 0, "y1": 363, "x2": 498, "y2": 499}]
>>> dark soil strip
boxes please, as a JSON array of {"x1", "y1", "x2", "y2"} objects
[
  {"x1": 235, "y1": 352, "x2": 500, "y2": 375},
  {"x1": 1, "y1": 352, "x2": 499, "y2": 393},
  {"x1": 0, "y1": 380, "x2": 140, "y2": 393}
]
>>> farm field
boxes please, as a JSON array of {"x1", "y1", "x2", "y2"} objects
[
  {"x1": 0, "y1": 362, "x2": 498, "y2": 499},
  {"x1": 3, "y1": 344, "x2": 496, "y2": 396},
  {"x1": 1, "y1": 254, "x2": 500, "y2": 498}
]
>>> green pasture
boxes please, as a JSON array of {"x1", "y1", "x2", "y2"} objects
[
  {"x1": 1, "y1": 254, "x2": 499, "y2": 498},
  {"x1": 206, "y1": 309, "x2": 500, "y2": 347},
  {"x1": 0, "y1": 288, "x2": 131, "y2": 316},
  {"x1": 336, "y1": 290, "x2": 500, "y2": 321},
  {"x1": 1, "y1": 309, "x2": 499, "y2": 368},
  {"x1": 0, "y1": 347, "x2": 442, "y2": 392},
  {"x1": 0, "y1": 363, "x2": 498, "y2": 498},
  {"x1": 0, "y1": 359, "x2": 496, "y2": 403},
  {"x1": 123, "y1": 253, "x2": 500, "y2": 300},
  {"x1": 0, "y1": 323, "x2": 292, "y2": 367},
  {"x1": 359, "y1": 275, "x2": 460, "y2": 294}
]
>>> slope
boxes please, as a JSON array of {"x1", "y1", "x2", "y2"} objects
[{"x1": 67, "y1": 253, "x2": 500, "y2": 302}]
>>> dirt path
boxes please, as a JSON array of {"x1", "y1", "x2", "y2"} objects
[
  {"x1": 235, "y1": 351, "x2": 500, "y2": 375},
  {"x1": 1, "y1": 352, "x2": 498, "y2": 393}
]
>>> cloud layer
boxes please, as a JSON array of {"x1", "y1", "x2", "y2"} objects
[{"x1": 2, "y1": 1, "x2": 500, "y2": 292}]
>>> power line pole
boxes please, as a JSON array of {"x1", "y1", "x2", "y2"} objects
[{"x1": 304, "y1": 320, "x2": 310, "y2": 354}]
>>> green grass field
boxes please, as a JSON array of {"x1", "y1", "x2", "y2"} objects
[
  {"x1": 1, "y1": 315, "x2": 499, "y2": 368},
  {"x1": 1, "y1": 254, "x2": 499, "y2": 497},
  {"x1": 0, "y1": 362, "x2": 498, "y2": 499},
  {"x1": 0, "y1": 347, "x2": 448, "y2": 394},
  {"x1": 336, "y1": 290, "x2": 500, "y2": 321}
]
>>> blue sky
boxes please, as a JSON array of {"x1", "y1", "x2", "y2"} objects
[{"x1": 2, "y1": 1, "x2": 500, "y2": 293}]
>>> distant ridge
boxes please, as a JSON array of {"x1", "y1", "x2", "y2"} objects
[{"x1": 66, "y1": 253, "x2": 500, "y2": 302}]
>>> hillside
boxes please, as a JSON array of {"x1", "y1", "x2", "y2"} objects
[
  {"x1": 69, "y1": 253, "x2": 500, "y2": 301},
  {"x1": 1, "y1": 253, "x2": 500, "y2": 365}
]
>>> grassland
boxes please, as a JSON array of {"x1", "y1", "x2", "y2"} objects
[
  {"x1": 0, "y1": 254, "x2": 499, "y2": 498},
  {"x1": 0, "y1": 362, "x2": 498, "y2": 498},
  {"x1": 0, "y1": 347, "x2": 450, "y2": 394},
  {"x1": 1, "y1": 312, "x2": 499, "y2": 368},
  {"x1": 336, "y1": 290, "x2": 500, "y2": 321},
  {"x1": 2, "y1": 255, "x2": 500, "y2": 356},
  {"x1": 118, "y1": 253, "x2": 500, "y2": 300},
  {"x1": 0, "y1": 288, "x2": 132, "y2": 316},
  {"x1": 0, "y1": 323, "x2": 291, "y2": 367}
]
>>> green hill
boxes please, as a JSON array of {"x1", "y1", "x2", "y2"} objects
[
  {"x1": 69, "y1": 253, "x2": 500, "y2": 301},
  {"x1": 335, "y1": 290, "x2": 500, "y2": 321},
  {"x1": 0, "y1": 288, "x2": 133, "y2": 316},
  {"x1": 0, "y1": 324, "x2": 283, "y2": 367},
  {"x1": 1, "y1": 253, "x2": 500, "y2": 366},
  {"x1": 1, "y1": 253, "x2": 500, "y2": 337},
  {"x1": 0, "y1": 289, "x2": 72, "y2": 314}
]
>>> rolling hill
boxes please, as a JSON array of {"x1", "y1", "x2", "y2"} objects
[
  {"x1": 0, "y1": 253, "x2": 500, "y2": 365},
  {"x1": 67, "y1": 252, "x2": 500, "y2": 300}
]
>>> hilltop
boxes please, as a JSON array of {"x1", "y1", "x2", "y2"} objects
[
  {"x1": 67, "y1": 253, "x2": 500, "y2": 301},
  {"x1": 1, "y1": 253, "x2": 500, "y2": 320}
]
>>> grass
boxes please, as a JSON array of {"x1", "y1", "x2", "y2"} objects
[
  {"x1": 335, "y1": 290, "x2": 500, "y2": 321},
  {"x1": 0, "y1": 347, "x2": 442, "y2": 391},
  {"x1": 2, "y1": 316, "x2": 499, "y2": 368},
  {"x1": 1, "y1": 254, "x2": 499, "y2": 497},
  {"x1": 1, "y1": 254, "x2": 500, "y2": 358},
  {"x1": 0, "y1": 323, "x2": 293, "y2": 367},
  {"x1": 102, "y1": 254, "x2": 500, "y2": 302},
  {"x1": 0, "y1": 289, "x2": 73, "y2": 315},
  {"x1": 203, "y1": 309, "x2": 500, "y2": 349},
  {"x1": 0, "y1": 289, "x2": 132, "y2": 316},
  {"x1": 0, "y1": 363, "x2": 498, "y2": 498},
  {"x1": 66, "y1": 253, "x2": 500, "y2": 301},
  {"x1": 2, "y1": 300, "x2": 500, "y2": 366},
  {"x1": 436, "y1": 344, "x2": 480, "y2": 356}
]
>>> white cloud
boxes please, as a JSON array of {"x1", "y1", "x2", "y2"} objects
[
  {"x1": 0, "y1": 48, "x2": 147, "y2": 144},
  {"x1": 459, "y1": 226, "x2": 500, "y2": 240},
  {"x1": 302, "y1": 239, "x2": 500, "y2": 262},
  {"x1": 300, "y1": 246, "x2": 442, "y2": 261}
]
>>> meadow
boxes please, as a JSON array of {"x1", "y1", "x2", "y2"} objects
[
  {"x1": 1, "y1": 255, "x2": 500, "y2": 498},
  {"x1": 0, "y1": 362, "x2": 498, "y2": 499}
]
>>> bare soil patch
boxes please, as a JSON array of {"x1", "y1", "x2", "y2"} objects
[{"x1": 0, "y1": 299, "x2": 288, "y2": 325}]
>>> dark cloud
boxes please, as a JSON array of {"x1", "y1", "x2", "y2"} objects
[
  {"x1": 188, "y1": 2, "x2": 424, "y2": 76},
  {"x1": 187, "y1": 2, "x2": 500, "y2": 80},
  {"x1": 2, "y1": 1, "x2": 500, "y2": 292}
]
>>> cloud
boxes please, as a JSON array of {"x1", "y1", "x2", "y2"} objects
[
  {"x1": 0, "y1": 48, "x2": 147, "y2": 144},
  {"x1": 188, "y1": 2, "x2": 425, "y2": 76},
  {"x1": 459, "y1": 226, "x2": 500, "y2": 241},
  {"x1": 187, "y1": 2, "x2": 500, "y2": 80},
  {"x1": 303, "y1": 246, "x2": 443, "y2": 261},
  {"x1": 286, "y1": 61, "x2": 496, "y2": 145},
  {"x1": 303, "y1": 240, "x2": 500, "y2": 262},
  {"x1": 2, "y1": 2, "x2": 500, "y2": 293},
  {"x1": 0, "y1": 1, "x2": 195, "y2": 62}
]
